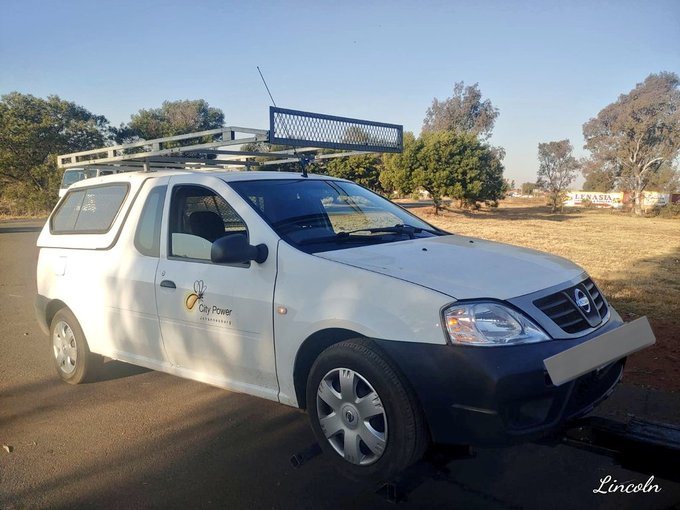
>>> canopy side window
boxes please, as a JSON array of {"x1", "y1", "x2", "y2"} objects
[{"x1": 50, "y1": 183, "x2": 129, "y2": 234}]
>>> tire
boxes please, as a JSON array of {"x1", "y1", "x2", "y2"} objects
[
  {"x1": 50, "y1": 308, "x2": 103, "y2": 384},
  {"x1": 306, "y1": 338, "x2": 429, "y2": 482}
]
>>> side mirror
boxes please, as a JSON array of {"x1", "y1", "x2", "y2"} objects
[{"x1": 211, "y1": 234, "x2": 268, "y2": 264}]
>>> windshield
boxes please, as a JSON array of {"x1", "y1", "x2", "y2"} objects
[
  {"x1": 61, "y1": 168, "x2": 98, "y2": 188},
  {"x1": 229, "y1": 179, "x2": 446, "y2": 252}
]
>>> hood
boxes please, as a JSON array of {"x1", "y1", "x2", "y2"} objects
[{"x1": 316, "y1": 235, "x2": 584, "y2": 300}]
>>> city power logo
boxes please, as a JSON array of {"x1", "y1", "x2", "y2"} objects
[
  {"x1": 185, "y1": 280, "x2": 233, "y2": 325},
  {"x1": 185, "y1": 280, "x2": 207, "y2": 310}
]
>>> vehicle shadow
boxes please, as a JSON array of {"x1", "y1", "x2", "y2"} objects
[
  {"x1": 98, "y1": 359, "x2": 151, "y2": 381},
  {"x1": 409, "y1": 203, "x2": 594, "y2": 223},
  {"x1": 4, "y1": 378, "x2": 679, "y2": 510},
  {"x1": 451, "y1": 206, "x2": 586, "y2": 222}
]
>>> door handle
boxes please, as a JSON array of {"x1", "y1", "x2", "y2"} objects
[{"x1": 160, "y1": 280, "x2": 176, "y2": 289}]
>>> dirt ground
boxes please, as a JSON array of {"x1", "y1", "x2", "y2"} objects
[{"x1": 409, "y1": 201, "x2": 680, "y2": 392}]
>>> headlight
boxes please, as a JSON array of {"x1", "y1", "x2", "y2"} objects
[{"x1": 443, "y1": 302, "x2": 550, "y2": 346}]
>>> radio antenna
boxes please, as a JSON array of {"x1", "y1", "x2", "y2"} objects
[
  {"x1": 256, "y1": 66, "x2": 311, "y2": 177},
  {"x1": 257, "y1": 66, "x2": 277, "y2": 107}
]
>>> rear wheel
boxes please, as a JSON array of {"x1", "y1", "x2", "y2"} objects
[
  {"x1": 306, "y1": 339, "x2": 428, "y2": 482},
  {"x1": 50, "y1": 308, "x2": 103, "y2": 384}
]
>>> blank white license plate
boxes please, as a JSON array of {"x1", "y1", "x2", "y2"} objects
[{"x1": 543, "y1": 317, "x2": 656, "y2": 386}]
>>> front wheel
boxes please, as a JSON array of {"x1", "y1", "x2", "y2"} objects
[
  {"x1": 50, "y1": 308, "x2": 103, "y2": 384},
  {"x1": 306, "y1": 339, "x2": 428, "y2": 482}
]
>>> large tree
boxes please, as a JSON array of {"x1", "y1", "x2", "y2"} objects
[
  {"x1": 412, "y1": 131, "x2": 506, "y2": 213},
  {"x1": 0, "y1": 92, "x2": 110, "y2": 213},
  {"x1": 581, "y1": 159, "x2": 618, "y2": 192},
  {"x1": 422, "y1": 81, "x2": 499, "y2": 140},
  {"x1": 536, "y1": 139, "x2": 580, "y2": 212},
  {"x1": 379, "y1": 132, "x2": 418, "y2": 196},
  {"x1": 645, "y1": 161, "x2": 680, "y2": 193},
  {"x1": 582, "y1": 72, "x2": 680, "y2": 215},
  {"x1": 118, "y1": 99, "x2": 224, "y2": 141},
  {"x1": 324, "y1": 154, "x2": 383, "y2": 192}
]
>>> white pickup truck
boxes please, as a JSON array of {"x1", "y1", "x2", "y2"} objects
[{"x1": 35, "y1": 169, "x2": 655, "y2": 481}]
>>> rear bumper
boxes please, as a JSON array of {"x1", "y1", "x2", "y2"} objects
[
  {"x1": 35, "y1": 294, "x2": 50, "y2": 336},
  {"x1": 374, "y1": 315, "x2": 632, "y2": 446}
]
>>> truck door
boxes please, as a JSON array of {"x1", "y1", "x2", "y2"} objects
[{"x1": 154, "y1": 175, "x2": 279, "y2": 401}]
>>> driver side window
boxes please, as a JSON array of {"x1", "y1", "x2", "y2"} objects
[{"x1": 169, "y1": 185, "x2": 247, "y2": 262}]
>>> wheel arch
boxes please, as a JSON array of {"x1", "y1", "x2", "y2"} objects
[
  {"x1": 293, "y1": 328, "x2": 366, "y2": 409},
  {"x1": 46, "y1": 299, "x2": 70, "y2": 330}
]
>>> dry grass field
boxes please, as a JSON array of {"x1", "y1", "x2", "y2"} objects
[{"x1": 410, "y1": 201, "x2": 680, "y2": 392}]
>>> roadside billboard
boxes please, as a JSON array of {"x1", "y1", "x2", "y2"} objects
[
  {"x1": 564, "y1": 192, "x2": 624, "y2": 208},
  {"x1": 639, "y1": 191, "x2": 670, "y2": 207},
  {"x1": 565, "y1": 191, "x2": 672, "y2": 209}
]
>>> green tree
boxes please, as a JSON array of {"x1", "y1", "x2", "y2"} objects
[
  {"x1": 118, "y1": 99, "x2": 224, "y2": 141},
  {"x1": 0, "y1": 92, "x2": 110, "y2": 214},
  {"x1": 536, "y1": 139, "x2": 580, "y2": 212},
  {"x1": 239, "y1": 142, "x2": 298, "y2": 171},
  {"x1": 412, "y1": 131, "x2": 506, "y2": 214},
  {"x1": 422, "y1": 81, "x2": 499, "y2": 140},
  {"x1": 521, "y1": 182, "x2": 537, "y2": 195},
  {"x1": 645, "y1": 161, "x2": 680, "y2": 193},
  {"x1": 379, "y1": 132, "x2": 418, "y2": 196},
  {"x1": 583, "y1": 72, "x2": 680, "y2": 215},
  {"x1": 581, "y1": 159, "x2": 617, "y2": 192},
  {"x1": 325, "y1": 154, "x2": 383, "y2": 191}
]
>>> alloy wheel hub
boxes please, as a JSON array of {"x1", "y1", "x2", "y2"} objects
[
  {"x1": 316, "y1": 368, "x2": 387, "y2": 466},
  {"x1": 52, "y1": 320, "x2": 77, "y2": 375}
]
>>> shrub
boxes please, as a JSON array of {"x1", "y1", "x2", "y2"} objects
[
  {"x1": 0, "y1": 181, "x2": 55, "y2": 217},
  {"x1": 657, "y1": 202, "x2": 680, "y2": 218}
]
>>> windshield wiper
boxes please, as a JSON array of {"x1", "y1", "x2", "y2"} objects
[
  {"x1": 299, "y1": 224, "x2": 430, "y2": 245},
  {"x1": 340, "y1": 224, "x2": 445, "y2": 237},
  {"x1": 337, "y1": 224, "x2": 421, "y2": 239}
]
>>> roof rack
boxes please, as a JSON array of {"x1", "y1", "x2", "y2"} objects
[{"x1": 57, "y1": 107, "x2": 403, "y2": 172}]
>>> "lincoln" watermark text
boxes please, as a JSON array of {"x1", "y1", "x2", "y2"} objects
[{"x1": 593, "y1": 475, "x2": 662, "y2": 494}]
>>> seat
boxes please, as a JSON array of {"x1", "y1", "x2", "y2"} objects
[{"x1": 189, "y1": 211, "x2": 225, "y2": 242}]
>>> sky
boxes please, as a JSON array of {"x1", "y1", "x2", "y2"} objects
[{"x1": 1, "y1": 0, "x2": 679, "y2": 186}]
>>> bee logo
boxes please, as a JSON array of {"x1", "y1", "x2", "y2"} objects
[{"x1": 185, "y1": 280, "x2": 207, "y2": 310}]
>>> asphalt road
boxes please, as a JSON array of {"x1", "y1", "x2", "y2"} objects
[{"x1": 1, "y1": 220, "x2": 679, "y2": 510}]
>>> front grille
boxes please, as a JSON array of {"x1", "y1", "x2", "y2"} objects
[
  {"x1": 583, "y1": 278, "x2": 608, "y2": 318},
  {"x1": 534, "y1": 278, "x2": 608, "y2": 334}
]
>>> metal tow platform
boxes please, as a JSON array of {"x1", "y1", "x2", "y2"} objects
[
  {"x1": 560, "y1": 416, "x2": 680, "y2": 483},
  {"x1": 290, "y1": 415, "x2": 680, "y2": 504}
]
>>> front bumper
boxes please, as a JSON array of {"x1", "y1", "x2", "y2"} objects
[{"x1": 374, "y1": 313, "x2": 644, "y2": 446}]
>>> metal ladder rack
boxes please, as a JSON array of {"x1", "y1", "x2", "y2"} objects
[{"x1": 57, "y1": 107, "x2": 404, "y2": 172}]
